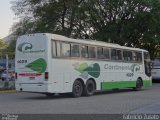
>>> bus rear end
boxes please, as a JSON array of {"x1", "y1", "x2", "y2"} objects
[{"x1": 15, "y1": 33, "x2": 49, "y2": 93}]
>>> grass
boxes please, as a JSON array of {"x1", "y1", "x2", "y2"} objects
[{"x1": 0, "y1": 89, "x2": 16, "y2": 93}]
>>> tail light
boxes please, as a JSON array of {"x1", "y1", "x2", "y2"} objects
[{"x1": 45, "y1": 72, "x2": 48, "y2": 80}]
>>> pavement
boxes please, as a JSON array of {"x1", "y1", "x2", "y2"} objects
[
  {"x1": 0, "y1": 83, "x2": 160, "y2": 114},
  {"x1": 130, "y1": 102, "x2": 160, "y2": 114}
]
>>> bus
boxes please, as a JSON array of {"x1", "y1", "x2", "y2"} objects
[
  {"x1": 151, "y1": 57, "x2": 160, "y2": 81},
  {"x1": 15, "y1": 33, "x2": 152, "y2": 97}
]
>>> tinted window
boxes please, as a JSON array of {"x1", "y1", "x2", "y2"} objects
[
  {"x1": 103, "y1": 48, "x2": 110, "y2": 59},
  {"x1": 117, "y1": 50, "x2": 122, "y2": 60},
  {"x1": 137, "y1": 52, "x2": 142, "y2": 62},
  {"x1": 81, "y1": 45, "x2": 88, "y2": 58},
  {"x1": 88, "y1": 46, "x2": 96, "y2": 58},
  {"x1": 56, "y1": 42, "x2": 61, "y2": 57},
  {"x1": 123, "y1": 51, "x2": 133, "y2": 61},
  {"x1": 111, "y1": 49, "x2": 122, "y2": 60},
  {"x1": 61, "y1": 43, "x2": 70, "y2": 57},
  {"x1": 97, "y1": 47, "x2": 110, "y2": 59},
  {"x1": 133, "y1": 52, "x2": 142, "y2": 62},
  {"x1": 71, "y1": 44, "x2": 80, "y2": 57},
  {"x1": 97, "y1": 47, "x2": 103, "y2": 59},
  {"x1": 111, "y1": 49, "x2": 116, "y2": 60},
  {"x1": 52, "y1": 41, "x2": 56, "y2": 57}
]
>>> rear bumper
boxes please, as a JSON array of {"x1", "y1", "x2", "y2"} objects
[{"x1": 15, "y1": 83, "x2": 48, "y2": 93}]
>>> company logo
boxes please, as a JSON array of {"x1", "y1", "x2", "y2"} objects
[
  {"x1": 26, "y1": 58, "x2": 47, "y2": 73},
  {"x1": 18, "y1": 42, "x2": 45, "y2": 53},
  {"x1": 104, "y1": 63, "x2": 141, "y2": 73},
  {"x1": 131, "y1": 64, "x2": 140, "y2": 73},
  {"x1": 73, "y1": 63, "x2": 100, "y2": 79},
  {"x1": 18, "y1": 43, "x2": 33, "y2": 52}
]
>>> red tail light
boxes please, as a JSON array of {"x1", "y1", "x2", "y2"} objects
[{"x1": 45, "y1": 72, "x2": 48, "y2": 80}]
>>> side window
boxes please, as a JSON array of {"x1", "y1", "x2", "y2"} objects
[
  {"x1": 103, "y1": 48, "x2": 110, "y2": 59},
  {"x1": 71, "y1": 44, "x2": 80, "y2": 57},
  {"x1": 52, "y1": 41, "x2": 56, "y2": 57},
  {"x1": 123, "y1": 51, "x2": 133, "y2": 61},
  {"x1": 128, "y1": 51, "x2": 133, "y2": 61},
  {"x1": 81, "y1": 45, "x2": 88, "y2": 58},
  {"x1": 61, "y1": 42, "x2": 70, "y2": 57},
  {"x1": 123, "y1": 51, "x2": 128, "y2": 61},
  {"x1": 88, "y1": 46, "x2": 96, "y2": 58},
  {"x1": 137, "y1": 52, "x2": 142, "y2": 62},
  {"x1": 133, "y1": 51, "x2": 142, "y2": 62},
  {"x1": 111, "y1": 49, "x2": 122, "y2": 60},
  {"x1": 117, "y1": 50, "x2": 122, "y2": 60},
  {"x1": 56, "y1": 41, "x2": 61, "y2": 57},
  {"x1": 133, "y1": 52, "x2": 137, "y2": 61},
  {"x1": 97, "y1": 47, "x2": 103, "y2": 59},
  {"x1": 111, "y1": 49, "x2": 117, "y2": 60},
  {"x1": 97, "y1": 47, "x2": 110, "y2": 59}
]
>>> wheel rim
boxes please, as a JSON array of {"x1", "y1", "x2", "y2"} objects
[
  {"x1": 73, "y1": 82, "x2": 82, "y2": 96},
  {"x1": 87, "y1": 83, "x2": 94, "y2": 93},
  {"x1": 137, "y1": 79, "x2": 142, "y2": 88},
  {"x1": 74, "y1": 84, "x2": 81, "y2": 94}
]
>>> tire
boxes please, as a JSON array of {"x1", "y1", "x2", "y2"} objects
[
  {"x1": 84, "y1": 80, "x2": 96, "y2": 96},
  {"x1": 72, "y1": 80, "x2": 83, "y2": 97},
  {"x1": 133, "y1": 78, "x2": 143, "y2": 91}
]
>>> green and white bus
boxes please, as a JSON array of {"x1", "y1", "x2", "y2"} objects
[{"x1": 15, "y1": 33, "x2": 152, "y2": 97}]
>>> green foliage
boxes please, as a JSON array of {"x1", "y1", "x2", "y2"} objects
[
  {"x1": 0, "y1": 40, "x2": 16, "y2": 59},
  {"x1": 11, "y1": 0, "x2": 160, "y2": 57},
  {"x1": 0, "y1": 39, "x2": 7, "y2": 49},
  {"x1": 5, "y1": 40, "x2": 16, "y2": 53}
]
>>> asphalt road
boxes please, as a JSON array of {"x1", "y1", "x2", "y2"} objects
[{"x1": 0, "y1": 83, "x2": 160, "y2": 114}]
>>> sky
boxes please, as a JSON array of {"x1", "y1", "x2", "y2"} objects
[{"x1": 0, "y1": 0, "x2": 18, "y2": 39}]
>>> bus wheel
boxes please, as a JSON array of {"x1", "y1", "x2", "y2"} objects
[
  {"x1": 84, "y1": 80, "x2": 95, "y2": 96},
  {"x1": 133, "y1": 78, "x2": 143, "y2": 91},
  {"x1": 72, "y1": 80, "x2": 83, "y2": 97}
]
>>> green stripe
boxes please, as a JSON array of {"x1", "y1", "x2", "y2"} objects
[
  {"x1": 143, "y1": 80, "x2": 152, "y2": 87},
  {"x1": 101, "y1": 80, "x2": 152, "y2": 90}
]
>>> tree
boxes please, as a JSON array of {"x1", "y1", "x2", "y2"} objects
[
  {"x1": 11, "y1": 0, "x2": 160, "y2": 57},
  {"x1": 0, "y1": 39, "x2": 7, "y2": 49}
]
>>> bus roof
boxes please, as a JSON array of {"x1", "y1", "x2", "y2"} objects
[{"x1": 19, "y1": 33, "x2": 148, "y2": 52}]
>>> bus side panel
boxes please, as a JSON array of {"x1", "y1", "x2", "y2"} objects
[
  {"x1": 50, "y1": 59, "x2": 104, "y2": 93},
  {"x1": 49, "y1": 59, "x2": 72, "y2": 93},
  {"x1": 101, "y1": 62, "x2": 145, "y2": 90}
]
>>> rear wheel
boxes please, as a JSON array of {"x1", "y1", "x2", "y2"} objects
[
  {"x1": 84, "y1": 80, "x2": 96, "y2": 96},
  {"x1": 133, "y1": 78, "x2": 143, "y2": 91},
  {"x1": 72, "y1": 80, "x2": 83, "y2": 97}
]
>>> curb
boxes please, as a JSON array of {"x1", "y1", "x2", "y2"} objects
[{"x1": 0, "y1": 90, "x2": 16, "y2": 93}]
